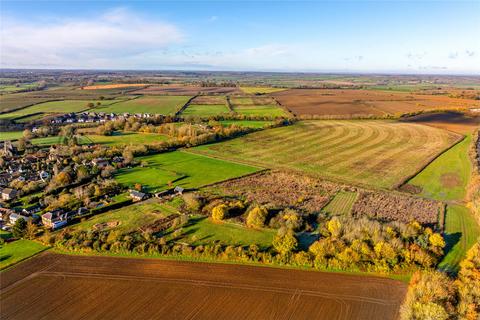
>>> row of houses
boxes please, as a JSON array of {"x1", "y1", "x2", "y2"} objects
[{"x1": 50, "y1": 112, "x2": 155, "y2": 124}]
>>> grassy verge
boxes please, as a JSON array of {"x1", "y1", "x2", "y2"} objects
[
  {"x1": 0, "y1": 240, "x2": 49, "y2": 270},
  {"x1": 439, "y1": 204, "x2": 480, "y2": 274}
]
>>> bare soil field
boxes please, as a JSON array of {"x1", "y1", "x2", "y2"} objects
[
  {"x1": 272, "y1": 89, "x2": 480, "y2": 116},
  {"x1": 134, "y1": 85, "x2": 241, "y2": 95},
  {"x1": 401, "y1": 111, "x2": 480, "y2": 134},
  {"x1": 0, "y1": 253, "x2": 407, "y2": 320}
]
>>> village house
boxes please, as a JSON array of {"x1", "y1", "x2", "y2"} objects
[
  {"x1": 92, "y1": 158, "x2": 109, "y2": 169},
  {"x1": 42, "y1": 209, "x2": 69, "y2": 230},
  {"x1": 129, "y1": 190, "x2": 147, "y2": 201},
  {"x1": 1, "y1": 188, "x2": 18, "y2": 201}
]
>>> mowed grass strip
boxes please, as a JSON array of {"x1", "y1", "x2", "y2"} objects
[
  {"x1": 439, "y1": 205, "x2": 480, "y2": 274},
  {"x1": 191, "y1": 120, "x2": 459, "y2": 189},
  {"x1": 0, "y1": 240, "x2": 48, "y2": 270},
  {"x1": 115, "y1": 151, "x2": 261, "y2": 192},
  {"x1": 181, "y1": 104, "x2": 231, "y2": 116},
  {"x1": 95, "y1": 96, "x2": 191, "y2": 115},
  {"x1": 407, "y1": 135, "x2": 472, "y2": 201},
  {"x1": 322, "y1": 191, "x2": 358, "y2": 215}
]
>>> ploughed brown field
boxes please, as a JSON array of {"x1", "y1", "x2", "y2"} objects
[
  {"x1": 272, "y1": 89, "x2": 480, "y2": 116},
  {"x1": 133, "y1": 84, "x2": 241, "y2": 95},
  {"x1": 1, "y1": 253, "x2": 407, "y2": 320},
  {"x1": 401, "y1": 111, "x2": 480, "y2": 134}
]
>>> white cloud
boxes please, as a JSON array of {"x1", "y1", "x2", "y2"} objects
[{"x1": 1, "y1": 8, "x2": 183, "y2": 68}]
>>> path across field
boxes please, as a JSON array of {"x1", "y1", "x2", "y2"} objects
[{"x1": 0, "y1": 253, "x2": 406, "y2": 320}]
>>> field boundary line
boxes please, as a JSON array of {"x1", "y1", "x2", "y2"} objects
[
  {"x1": 175, "y1": 94, "x2": 199, "y2": 117},
  {"x1": 396, "y1": 133, "x2": 465, "y2": 191}
]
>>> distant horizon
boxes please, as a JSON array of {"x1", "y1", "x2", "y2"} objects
[
  {"x1": 1, "y1": 67, "x2": 480, "y2": 77},
  {"x1": 1, "y1": 1, "x2": 479, "y2": 74}
]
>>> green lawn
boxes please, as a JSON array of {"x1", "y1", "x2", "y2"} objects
[
  {"x1": 0, "y1": 100, "x2": 114, "y2": 120},
  {"x1": 1, "y1": 131, "x2": 24, "y2": 141},
  {"x1": 408, "y1": 135, "x2": 472, "y2": 201},
  {"x1": 439, "y1": 205, "x2": 480, "y2": 274},
  {"x1": 233, "y1": 105, "x2": 287, "y2": 117},
  {"x1": 182, "y1": 104, "x2": 231, "y2": 117},
  {"x1": 71, "y1": 201, "x2": 173, "y2": 234},
  {"x1": 0, "y1": 240, "x2": 48, "y2": 270},
  {"x1": 180, "y1": 215, "x2": 275, "y2": 250},
  {"x1": 322, "y1": 191, "x2": 358, "y2": 215},
  {"x1": 95, "y1": 96, "x2": 191, "y2": 115},
  {"x1": 219, "y1": 120, "x2": 272, "y2": 128},
  {"x1": 115, "y1": 151, "x2": 261, "y2": 192}
]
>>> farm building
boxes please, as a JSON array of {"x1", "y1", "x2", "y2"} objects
[{"x1": 129, "y1": 190, "x2": 147, "y2": 201}]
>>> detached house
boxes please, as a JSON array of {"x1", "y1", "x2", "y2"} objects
[
  {"x1": 42, "y1": 209, "x2": 68, "y2": 230},
  {"x1": 1, "y1": 188, "x2": 18, "y2": 201}
]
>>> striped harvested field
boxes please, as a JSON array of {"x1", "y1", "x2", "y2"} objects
[
  {"x1": 192, "y1": 120, "x2": 460, "y2": 189},
  {"x1": 322, "y1": 191, "x2": 358, "y2": 215}
]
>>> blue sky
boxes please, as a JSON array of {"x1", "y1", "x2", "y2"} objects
[{"x1": 1, "y1": 1, "x2": 479, "y2": 74}]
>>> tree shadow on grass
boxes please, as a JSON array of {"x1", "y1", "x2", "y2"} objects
[
  {"x1": 443, "y1": 232, "x2": 461, "y2": 257},
  {"x1": 0, "y1": 254, "x2": 12, "y2": 262}
]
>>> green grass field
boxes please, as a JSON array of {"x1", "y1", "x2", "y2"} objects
[
  {"x1": 322, "y1": 191, "x2": 358, "y2": 215},
  {"x1": 439, "y1": 204, "x2": 480, "y2": 274},
  {"x1": 1, "y1": 131, "x2": 24, "y2": 141},
  {"x1": 29, "y1": 132, "x2": 168, "y2": 147},
  {"x1": 0, "y1": 239, "x2": 48, "y2": 270},
  {"x1": 71, "y1": 201, "x2": 172, "y2": 234},
  {"x1": 191, "y1": 120, "x2": 459, "y2": 189},
  {"x1": 95, "y1": 96, "x2": 191, "y2": 115},
  {"x1": 0, "y1": 100, "x2": 116, "y2": 120},
  {"x1": 239, "y1": 87, "x2": 287, "y2": 94},
  {"x1": 407, "y1": 135, "x2": 472, "y2": 201},
  {"x1": 180, "y1": 215, "x2": 275, "y2": 250},
  {"x1": 115, "y1": 151, "x2": 261, "y2": 192},
  {"x1": 181, "y1": 104, "x2": 231, "y2": 117},
  {"x1": 233, "y1": 105, "x2": 288, "y2": 117},
  {"x1": 219, "y1": 120, "x2": 272, "y2": 128}
]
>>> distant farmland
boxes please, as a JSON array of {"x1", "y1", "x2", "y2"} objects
[
  {"x1": 192, "y1": 120, "x2": 460, "y2": 189},
  {"x1": 0, "y1": 253, "x2": 407, "y2": 320},
  {"x1": 272, "y1": 89, "x2": 480, "y2": 116},
  {"x1": 181, "y1": 104, "x2": 231, "y2": 116},
  {"x1": 95, "y1": 96, "x2": 191, "y2": 115}
]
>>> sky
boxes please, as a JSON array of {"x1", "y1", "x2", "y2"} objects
[{"x1": 1, "y1": 1, "x2": 479, "y2": 74}]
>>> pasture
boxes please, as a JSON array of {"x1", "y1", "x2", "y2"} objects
[
  {"x1": 181, "y1": 104, "x2": 231, "y2": 116},
  {"x1": 133, "y1": 85, "x2": 240, "y2": 95},
  {"x1": 272, "y1": 89, "x2": 480, "y2": 116},
  {"x1": 0, "y1": 240, "x2": 48, "y2": 270},
  {"x1": 72, "y1": 201, "x2": 172, "y2": 234},
  {"x1": 95, "y1": 96, "x2": 191, "y2": 115},
  {"x1": 240, "y1": 86, "x2": 287, "y2": 94},
  {"x1": 29, "y1": 132, "x2": 168, "y2": 147},
  {"x1": 233, "y1": 104, "x2": 288, "y2": 117},
  {"x1": 191, "y1": 120, "x2": 460, "y2": 189},
  {"x1": 219, "y1": 120, "x2": 273, "y2": 128},
  {"x1": 0, "y1": 100, "x2": 116, "y2": 120},
  {"x1": 439, "y1": 205, "x2": 480, "y2": 274},
  {"x1": 115, "y1": 151, "x2": 261, "y2": 192},
  {"x1": 0, "y1": 131, "x2": 24, "y2": 141},
  {"x1": 406, "y1": 135, "x2": 471, "y2": 201},
  {"x1": 0, "y1": 253, "x2": 407, "y2": 320},
  {"x1": 181, "y1": 215, "x2": 275, "y2": 250},
  {"x1": 322, "y1": 191, "x2": 358, "y2": 215}
]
